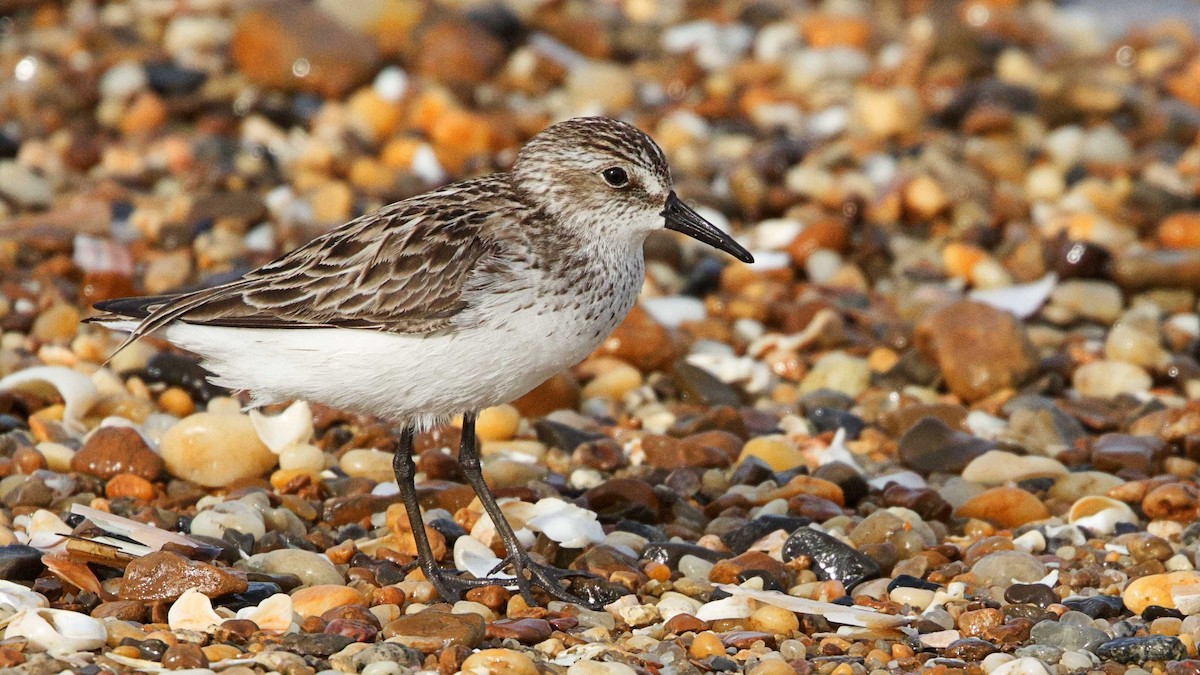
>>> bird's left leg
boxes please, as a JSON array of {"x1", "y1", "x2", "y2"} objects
[{"x1": 456, "y1": 411, "x2": 601, "y2": 607}]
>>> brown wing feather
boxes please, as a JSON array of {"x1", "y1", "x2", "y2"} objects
[{"x1": 95, "y1": 175, "x2": 528, "y2": 350}]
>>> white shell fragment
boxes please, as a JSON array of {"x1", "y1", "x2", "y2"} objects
[
  {"x1": 250, "y1": 400, "x2": 314, "y2": 454},
  {"x1": 0, "y1": 580, "x2": 49, "y2": 622},
  {"x1": 716, "y1": 584, "x2": 909, "y2": 628},
  {"x1": 23, "y1": 509, "x2": 72, "y2": 551},
  {"x1": 167, "y1": 588, "x2": 224, "y2": 632},
  {"x1": 235, "y1": 593, "x2": 294, "y2": 633},
  {"x1": 0, "y1": 366, "x2": 99, "y2": 431},
  {"x1": 453, "y1": 535, "x2": 515, "y2": 581},
  {"x1": 524, "y1": 498, "x2": 605, "y2": 548},
  {"x1": 969, "y1": 273, "x2": 1057, "y2": 319},
  {"x1": 71, "y1": 504, "x2": 219, "y2": 557},
  {"x1": 4, "y1": 608, "x2": 106, "y2": 655}
]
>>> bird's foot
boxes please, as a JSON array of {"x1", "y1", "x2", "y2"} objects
[
  {"x1": 410, "y1": 564, "x2": 510, "y2": 603},
  {"x1": 488, "y1": 554, "x2": 615, "y2": 609}
]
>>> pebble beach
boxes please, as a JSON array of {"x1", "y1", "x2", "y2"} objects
[{"x1": 3, "y1": 0, "x2": 1200, "y2": 674}]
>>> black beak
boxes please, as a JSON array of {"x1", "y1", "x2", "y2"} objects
[{"x1": 661, "y1": 191, "x2": 754, "y2": 264}]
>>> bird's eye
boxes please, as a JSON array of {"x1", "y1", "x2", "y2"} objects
[{"x1": 602, "y1": 167, "x2": 629, "y2": 188}]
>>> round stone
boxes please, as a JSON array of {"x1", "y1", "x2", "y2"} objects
[{"x1": 160, "y1": 412, "x2": 277, "y2": 487}]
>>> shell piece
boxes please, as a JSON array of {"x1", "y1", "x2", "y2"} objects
[
  {"x1": 453, "y1": 535, "x2": 515, "y2": 581},
  {"x1": 3, "y1": 608, "x2": 106, "y2": 655},
  {"x1": 1067, "y1": 495, "x2": 1138, "y2": 535},
  {"x1": 716, "y1": 584, "x2": 909, "y2": 628},
  {"x1": 167, "y1": 588, "x2": 223, "y2": 632},
  {"x1": 250, "y1": 400, "x2": 314, "y2": 454},
  {"x1": 695, "y1": 593, "x2": 757, "y2": 621},
  {"x1": 24, "y1": 509, "x2": 72, "y2": 551},
  {"x1": 524, "y1": 498, "x2": 605, "y2": 549},
  {"x1": 0, "y1": 366, "x2": 99, "y2": 431},
  {"x1": 970, "y1": 273, "x2": 1058, "y2": 319},
  {"x1": 0, "y1": 581, "x2": 49, "y2": 624},
  {"x1": 235, "y1": 593, "x2": 295, "y2": 633}
]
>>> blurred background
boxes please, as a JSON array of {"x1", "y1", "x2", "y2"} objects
[{"x1": 1, "y1": 0, "x2": 1199, "y2": 323}]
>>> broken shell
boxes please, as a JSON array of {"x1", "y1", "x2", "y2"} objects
[
  {"x1": 250, "y1": 400, "x2": 314, "y2": 454},
  {"x1": 1067, "y1": 495, "x2": 1138, "y2": 535},
  {"x1": 235, "y1": 593, "x2": 294, "y2": 633},
  {"x1": 0, "y1": 581, "x2": 49, "y2": 623},
  {"x1": 167, "y1": 588, "x2": 223, "y2": 632},
  {"x1": 24, "y1": 509, "x2": 72, "y2": 551},
  {"x1": 524, "y1": 498, "x2": 605, "y2": 549},
  {"x1": 4, "y1": 608, "x2": 106, "y2": 655},
  {"x1": 453, "y1": 535, "x2": 514, "y2": 581},
  {"x1": 0, "y1": 366, "x2": 99, "y2": 431}
]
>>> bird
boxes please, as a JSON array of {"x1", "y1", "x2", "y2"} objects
[{"x1": 88, "y1": 116, "x2": 754, "y2": 608}]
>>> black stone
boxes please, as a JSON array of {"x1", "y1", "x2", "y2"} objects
[
  {"x1": 797, "y1": 389, "x2": 855, "y2": 412},
  {"x1": 142, "y1": 352, "x2": 223, "y2": 402},
  {"x1": 806, "y1": 407, "x2": 865, "y2": 439},
  {"x1": 1143, "y1": 605, "x2": 1185, "y2": 621},
  {"x1": 428, "y1": 518, "x2": 466, "y2": 545},
  {"x1": 640, "y1": 542, "x2": 727, "y2": 568},
  {"x1": 721, "y1": 515, "x2": 810, "y2": 555},
  {"x1": 1004, "y1": 583, "x2": 1058, "y2": 608},
  {"x1": 0, "y1": 544, "x2": 44, "y2": 581},
  {"x1": 887, "y1": 574, "x2": 940, "y2": 592},
  {"x1": 282, "y1": 632, "x2": 354, "y2": 657},
  {"x1": 898, "y1": 417, "x2": 994, "y2": 475},
  {"x1": 1063, "y1": 594, "x2": 1125, "y2": 619},
  {"x1": 216, "y1": 582, "x2": 282, "y2": 611},
  {"x1": 730, "y1": 455, "x2": 774, "y2": 487},
  {"x1": 812, "y1": 462, "x2": 869, "y2": 506},
  {"x1": 144, "y1": 61, "x2": 207, "y2": 96},
  {"x1": 615, "y1": 520, "x2": 667, "y2": 542},
  {"x1": 534, "y1": 419, "x2": 604, "y2": 452},
  {"x1": 781, "y1": 527, "x2": 881, "y2": 589},
  {"x1": 1096, "y1": 636, "x2": 1187, "y2": 664},
  {"x1": 735, "y1": 569, "x2": 786, "y2": 593},
  {"x1": 672, "y1": 361, "x2": 742, "y2": 407}
]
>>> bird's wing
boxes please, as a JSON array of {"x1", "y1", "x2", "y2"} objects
[{"x1": 90, "y1": 177, "x2": 528, "y2": 349}]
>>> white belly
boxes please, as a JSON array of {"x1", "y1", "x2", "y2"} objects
[{"x1": 146, "y1": 293, "x2": 621, "y2": 429}]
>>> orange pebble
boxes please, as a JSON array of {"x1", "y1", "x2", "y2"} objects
[
  {"x1": 942, "y1": 242, "x2": 987, "y2": 281},
  {"x1": 105, "y1": 473, "x2": 156, "y2": 501},
  {"x1": 645, "y1": 561, "x2": 672, "y2": 583},
  {"x1": 1159, "y1": 212, "x2": 1200, "y2": 249}
]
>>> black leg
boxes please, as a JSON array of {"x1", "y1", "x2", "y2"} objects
[
  {"x1": 457, "y1": 411, "x2": 598, "y2": 606},
  {"x1": 392, "y1": 425, "x2": 491, "y2": 601}
]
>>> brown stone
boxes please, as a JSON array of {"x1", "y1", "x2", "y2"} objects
[
  {"x1": 119, "y1": 550, "x2": 247, "y2": 602},
  {"x1": 91, "y1": 599, "x2": 146, "y2": 621},
  {"x1": 415, "y1": 21, "x2": 506, "y2": 89},
  {"x1": 593, "y1": 305, "x2": 676, "y2": 371},
  {"x1": 71, "y1": 427, "x2": 164, "y2": 481},
  {"x1": 161, "y1": 643, "x2": 208, "y2": 670},
  {"x1": 709, "y1": 551, "x2": 791, "y2": 586},
  {"x1": 1092, "y1": 433, "x2": 1164, "y2": 478},
  {"x1": 230, "y1": 0, "x2": 379, "y2": 98},
  {"x1": 957, "y1": 607, "x2": 1004, "y2": 638},
  {"x1": 955, "y1": 487, "x2": 1049, "y2": 529},
  {"x1": 383, "y1": 610, "x2": 485, "y2": 652},
  {"x1": 513, "y1": 372, "x2": 581, "y2": 418},
  {"x1": 1142, "y1": 483, "x2": 1200, "y2": 523},
  {"x1": 914, "y1": 300, "x2": 1037, "y2": 402},
  {"x1": 485, "y1": 618, "x2": 552, "y2": 644},
  {"x1": 640, "y1": 434, "x2": 730, "y2": 470},
  {"x1": 664, "y1": 613, "x2": 710, "y2": 635}
]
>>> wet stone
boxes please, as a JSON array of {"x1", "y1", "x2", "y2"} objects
[
  {"x1": 161, "y1": 643, "x2": 207, "y2": 670},
  {"x1": 971, "y1": 551, "x2": 1047, "y2": 586},
  {"x1": 781, "y1": 527, "x2": 880, "y2": 589},
  {"x1": 282, "y1": 632, "x2": 354, "y2": 657},
  {"x1": 722, "y1": 515, "x2": 810, "y2": 555},
  {"x1": 485, "y1": 618, "x2": 552, "y2": 643},
  {"x1": 914, "y1": 299, "x2": 1038, "y2": 402},
  {"x1": 1005, "y1": 583, "x2": 1058, "y2": 608},
  {"x1": 944, "y1": 637, "x2": 1000, "y2": 661},
  {"x1": 812, "y1": 462, "x2": 869, "y2": 506},
  {"x1": 898, "y1": 417, "x2": 994, "y2": 475},
  {"x1": 1029, "y1": 619, "x2": 1108, "y2": 652},
  {"x1": 641, "y1": 541, "x2": 727, "y2": 567},
  {"x1": 119, "y1": 550, "x2": 247, "y2": 602},
  {"x1": 1064, "y1": 595, "x2": 1126, "y2": 619},
  {"x1": 382, "y1": 610, "x2": 485, "y2": 652},
  {"x1": 1096, "y1": 636, "x2": 1188, "y2": 663},
  {"x1": 0, "y1": 544, "x2": 44, "y2": 581},
  {"x1": 71, "y1": 426, "x2": 164, "y2": 481}
]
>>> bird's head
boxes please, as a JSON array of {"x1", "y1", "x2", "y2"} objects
[{"x1": 512, "y1": 117, "x2": 753, "y2": 263}]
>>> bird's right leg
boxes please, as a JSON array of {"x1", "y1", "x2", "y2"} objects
[{"x1": 392, "y1": 425, "x2": 494, "y2": 601}]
